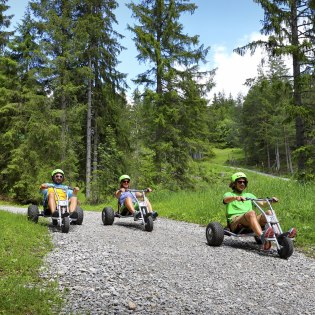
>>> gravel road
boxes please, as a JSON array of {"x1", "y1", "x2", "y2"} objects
[{"x1": 1, "y1": 206, "x2": 314, "y2": 314}]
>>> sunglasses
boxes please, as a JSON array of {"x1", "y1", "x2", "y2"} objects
[
  {"x1": 54, "y1": 175, "x2": 63, "y2": 179},
  {"x1": 237, "y1": 180, "x2": 246, "y2": 184},
  {"x1": 122, "y1": 180, "x2": 130, "y2": 183}
]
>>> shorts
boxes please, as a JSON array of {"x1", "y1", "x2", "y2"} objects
[
  {"x1": 119, "y1": 191, "x2": 137, "y2": 207},
  {"x1": 229, "y1": 212, "x2": 264, "y2": 232}
]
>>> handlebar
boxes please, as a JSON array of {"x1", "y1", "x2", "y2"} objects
[
  {"x1": 46, "y1": 184, "x2": 74, "y2": 190},
  {"x1": 127, "y1": 188, "x2": 151, "y2": 193},
  {"x1": 245, "y1": 197, "x2": 276, "y2": 202}
]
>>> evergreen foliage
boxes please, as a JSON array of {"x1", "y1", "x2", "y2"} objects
[
  {"x1": 234, "y1": 0, "x2": 315, "y2": 180},
  {"x1": 0, "y1": 0, "x2": 314, "y2": 203}
]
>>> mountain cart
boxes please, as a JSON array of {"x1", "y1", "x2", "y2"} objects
[
  {"x1": 102, "y1": 189, "x2": 154, "y2": 232},
  {"x1": 206, "y1": 197, "x2": 296, "y2": 259},
  {"x1": 27, "y1": 185, "x2": 84, "y2": 233}
]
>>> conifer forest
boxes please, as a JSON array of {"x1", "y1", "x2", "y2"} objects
[{"x1": 0, "y1": 0, "x2": 314, "y2": 203}]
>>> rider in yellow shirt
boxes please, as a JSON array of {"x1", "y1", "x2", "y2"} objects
[{"x1": 40, "y1": 169, "x2": 79, "y2": 217}]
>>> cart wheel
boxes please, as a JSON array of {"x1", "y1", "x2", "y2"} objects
[
  {"x1": 277, "y1": 236, "x2": 294, "y2": 259},
  {"x1": 74, "y1": 206, "x2": 84, "y2": 225},
  {"x1": 27, "y1": 205, "x2": 39, "y2": 223},
  {"x1": 206, "y1": 222, "x2": 224, "y2": 246},
  {"x1": 144, "y1": 215, "x2": 153, "y2": 232},
  {"x1": 61, "y1": 216, "x2": 70, "y2": 233},
  {"x1": 102, "y1": 207, "x2": 115, "y2": 225}
]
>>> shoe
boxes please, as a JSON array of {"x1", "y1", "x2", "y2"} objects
[
  {"x1": 288, "y1": 227, "x2": 297, "y2": 238},
  {"x1": 52, "y1": 211, "x2": 59, "y2": 218},
  {"x1": 260, "y1": 227, "x2": 274, "y2": 251},
  {"x1": 133, "y1": 211, "x2": 140, "y2": 221},
  {"x1": 151, "y1": 211, "x2": 158, "y2": 221}
]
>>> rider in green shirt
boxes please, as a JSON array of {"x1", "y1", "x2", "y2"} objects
[{"x1": 223, "y1": 172, "x2": 277, "y2": 250}]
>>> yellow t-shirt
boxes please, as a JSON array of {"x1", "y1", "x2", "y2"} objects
[{"x1": 47, "y1": 187, "x2": 67, "y2": 201}]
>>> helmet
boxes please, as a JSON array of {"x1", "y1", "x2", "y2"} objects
[
  {"x1": 231, "y1": 172, "x2": 247, "y2": 182},
  {"x1": 119, "y1": 174, "x2": 130, "y2": 182},
  {"x1": 51, "y1": 169, "x2": 64, "y2": 177}
]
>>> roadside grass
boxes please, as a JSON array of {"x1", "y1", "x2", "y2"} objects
[{"x1": 0, "y1": 211, "x2": 62, "y2": 315}]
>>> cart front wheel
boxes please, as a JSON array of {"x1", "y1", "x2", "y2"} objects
[
  {"x1": 144, "y1": 216, "x2": 153, "y2": 232},
  {"x1": 206, "y1": 222, "x2": 224, "y2": 246},
  {"x1": 61, "y1": 216, "x2": 70, "y2": 233},
  {"x1": 277, "y1": 236, "x2": 294, "y2": 259}
]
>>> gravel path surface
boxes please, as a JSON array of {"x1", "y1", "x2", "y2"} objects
[{"x1": 1, "y1": 206, "x2": 314, "y2": 314}]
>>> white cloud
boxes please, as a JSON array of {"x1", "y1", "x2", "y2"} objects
[{"x1": 209, "y1": 32, "x2": 268, "y2": 100}]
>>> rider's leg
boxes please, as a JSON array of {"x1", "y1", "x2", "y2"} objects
[
  {"x1": 69, "y1": 196, "x2": 78, "y2": 213},
  {"x1": 48, "y1": 192, "x2": 57, "y2": 215},
  {"x1": 124, "y1": 197, "x2": 136, "y2": 214},
  {"x1": 145, "y1": 198, "x2": 153, "y2": 212},
  {"x1": 231, "y1": 210, "x2": 263, "y2": 237}
]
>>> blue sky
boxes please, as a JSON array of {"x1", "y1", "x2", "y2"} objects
[{"x1": 7, "y1": 0, "x2": 265, "y2": 100}]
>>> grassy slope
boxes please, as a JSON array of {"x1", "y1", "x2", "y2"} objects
[{"x1": 0, "y1": 211, "x2": 61, "y2": 314}]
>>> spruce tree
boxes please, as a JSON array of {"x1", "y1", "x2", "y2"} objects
[
  {"x1": 234, "y1": 0, "x2": 315, "y2": 179},
  {"x1": 127, "y1": 0, "x2": 214, "y2": 186}
]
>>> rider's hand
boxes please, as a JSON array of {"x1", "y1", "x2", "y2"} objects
[
  {"x1": 119, "y1": 188, "x2": 125, "y2": 193},
  {"x1": 146, "y1": 188, "x2": 152, "y2": 193},
  {"x1": 73, "y1": 187, "x2": 80, "y2": 193},
  {"x1": 235, "y1": 196, "x2": 246, "y2": 201},
  {"x1": 271, "y1": 197, "x2": 278, "y2": 203}
]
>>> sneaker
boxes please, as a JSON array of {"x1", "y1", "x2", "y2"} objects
[
  {"x1": 151, "y1": 211, "x2": 158, "y2": 221},
  {"x1": 133, "y1": 211, "x2": 140, "y2": 221}
]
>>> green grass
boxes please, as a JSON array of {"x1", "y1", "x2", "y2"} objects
[
  {"x1": 209, "y1": 147, "x2": 244, "y2": 165},
  {"x1": 0, "y1": 211, "x2": 62, "y2": 315}
]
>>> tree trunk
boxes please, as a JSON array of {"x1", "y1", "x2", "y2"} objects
[
  {"x1": 85, "y1": 57, "x2": 92, "y2": 200},
  {"x1": 266, "y1": 141, "x2": 271, "y2": 169},
  {"x1": 275, "y1": 142, "x2": 280, "y2": 171},
  {"x1": 285, "y1": 134, "x2": 294, "y2": 174},
  {"x1": 92, "y1": 114, "x2": 98, "y2": 204},
  {"x1": 61, "y1": 92, "x2": 67, "y2": 162},
  {"x1": 291, "y1": 0, "x2": 306, "y2": 174}
]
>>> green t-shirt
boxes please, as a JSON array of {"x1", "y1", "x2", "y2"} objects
[{"x1": 223, "y1": 191, "x2": 257, "y2": 223}]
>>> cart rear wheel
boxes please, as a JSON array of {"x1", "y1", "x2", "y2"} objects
[
  {"x1": 277, "y1": 236, "x2": 294, "y2": 259},
  {"x1": 206, "y1": 222, "x2": 224, "y2": 246},
  {"x1": 102, "y1": 207, "x2": 115, "y2": 225},
  {"x1": 61, "y1": 216, "x2": 70, "y2": 233},
  {"x1": 74, "y1": 206, "x2": 84, "y2": 225},
  {"x1": 144, "y1": 215, "x2": 153, "y2": 232},
  {"x1": 27, "y1": 205, "x2": 39, "y2": 223}
]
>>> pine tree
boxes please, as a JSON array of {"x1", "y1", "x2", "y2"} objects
[
  {"x1": 72, "y1": 0, "x2": 128, "y2": 201},
  {"x1": 234, "y1": 0, "x2": 315, "y2": 179},
  {"x1": 127, "y1": 0, "x2": 214, "y2": 186}
]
